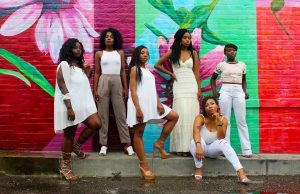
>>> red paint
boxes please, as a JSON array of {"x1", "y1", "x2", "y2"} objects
[{"x1": 257, "y1": 7, "x2": 300, "y2": 153}]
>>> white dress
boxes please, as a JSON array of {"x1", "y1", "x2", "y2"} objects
[
  {"x1": 54, "y1": 61, "x2": 97, "y2": 133},
  {"x1": 127, "y1": 67, "x2": 171, "y2": 127},
  {"x1": 170, "y1": 58, "x2": 200, "y2": 152}
]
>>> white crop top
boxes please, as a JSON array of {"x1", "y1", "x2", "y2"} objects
[
  {"x1": 100, "y1": 50, "x2": 121, "y2": 75},
  {"x1": 215, "y1": 61, "x2": 246, "y2": 84}
]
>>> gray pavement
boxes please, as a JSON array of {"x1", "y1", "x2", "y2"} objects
[
  {"x1": 0, "y1": 174, "x2": 300, "y2": 194},
  {"x1": 0, "y1": 151, "x2": 300, "y2": 177}
]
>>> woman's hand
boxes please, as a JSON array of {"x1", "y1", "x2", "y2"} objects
[
  {"x1": 94, "y1": 91, "x2": 100, "y2": 102},
  {"x1": 195, "y1": 144, "x2": 204, "y2": 161},
  {"x1": 245, "y1": 92, "x2": 249, "y2": 99},
  {"x1": 197, "y1": 91, "x2": 203, "y2": 101},
  {"x1": 157, "y1": 103, "x2": 165, "y2": 116},
  {"x1": 170, "y1": 73, "x2": 177, "y2": 81},
  {"x1": 67, "y1": 108, "x2": 75, "y2": 121},
  {"x1": 123, "y1": 88, "x2": 128, "y2": 101},
  {"x1": 213, "y1": 91, "x2": 220, "y2": 98},
  {"x1": 136, "y1": 108, "x2": 144, "y2": 123}
]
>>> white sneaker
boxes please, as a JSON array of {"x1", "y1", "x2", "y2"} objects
[
  {"x1": 125, "y1": 146, "x2": 135, "y2": 156},
  {"x1": 99, "y1": 146, "x2": 108, "y2": 156}
]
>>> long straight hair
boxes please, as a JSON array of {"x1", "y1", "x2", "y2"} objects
[
  {"x1": 170, "y1": 29, "x2": 194, "y2": 66},
  {"x1": 128, "y1": 45, "x2": 148, "y2": 84}
]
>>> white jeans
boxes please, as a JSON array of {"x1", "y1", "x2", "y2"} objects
[
  {"x1": 189, "y1": 138, "x2": 243, "y2": 171},
  {"x1": 219, "y1": 84, "x2": 252, "y2": 155}
]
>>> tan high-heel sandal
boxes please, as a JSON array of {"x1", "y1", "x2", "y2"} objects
[
  {"x1": 153, "y1": 142, "x2": 170, "y2": 159},
  {"x1": 236, "y1": 171, "x2": 251, "y2": 184},
  {"x1": 60, "y1": 152, "x2": 79, "y2": 181},
  {"x1": 72, "y1": 143, "x2": 86, "y2": 159},
  {"x1": 139, "y1": 162, "x2": 155, "y2": 180}
]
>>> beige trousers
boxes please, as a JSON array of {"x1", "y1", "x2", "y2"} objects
[{"x1": 97, "y1": 74, "x2": 130, "y2": 145}]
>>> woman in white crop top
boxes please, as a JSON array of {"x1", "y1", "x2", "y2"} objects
[
  {"x1": 189, "y1": 96, "x2": 251, "y2": 183},
  {"x1": 94, "y1": 28, "x2": 134, "y2": 156},
  {"x1": 210, "y1": 43, "x2": 252, "y2": 158}
]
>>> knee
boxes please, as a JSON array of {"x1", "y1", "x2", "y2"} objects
[
  {"x1": 172, "y1": 112, "x2": 179, "y2": 122},
  {"x1": 91, "y1": 119, "x2": 102, "y2": 131}
]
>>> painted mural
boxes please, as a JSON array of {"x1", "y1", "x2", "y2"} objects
[{"x1": 0, "y1": 0, "x2": 299, "y2": 153}]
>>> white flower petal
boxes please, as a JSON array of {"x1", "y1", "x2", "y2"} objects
[
  {"x1": 0, "y1": 3, "x2": 42, "y2": 36},
  {"x1": 76, "y1": 0, "x2": 93, "y2": 10},
  {"x1": 0, "y1": 0, "x2": 33, "y2": 8},
  {"x1": 47, "y1": 14, "x2": 64, "y2": 63},
  {"x1": 74, "y1": 8, "x2": 99, "y2": 37},
  {"x1": 35, "y1": 11, "x2": 55, "y2": 53}
]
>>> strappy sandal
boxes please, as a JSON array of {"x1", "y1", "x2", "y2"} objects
[
  {"x1": 236, "y1": 172, "x2": 251, "y2": 184},
  {"x1": 72, "y1": 143, "x2": 86, "y2": 159},
  {"x1": 139, "y1": 162, "x2": 155, "y2": 180},
  {"x1": 60, "y1": 152, "x2": 79, "y2": 181},
  {"x1": 194, "y1": 174, "x2": 203, "y2": 181}
]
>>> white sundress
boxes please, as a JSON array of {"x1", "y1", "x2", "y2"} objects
[
  {"x1": 127, "y1": 67, "x2": 171, "y2": 127},
  {"x1": 54, "y1": 61, "x2": 97, "y2": 133}
]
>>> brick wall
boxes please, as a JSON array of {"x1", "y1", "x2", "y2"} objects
[{"x1": 0, "y1": 0, "x2": 299, "y2": 153}]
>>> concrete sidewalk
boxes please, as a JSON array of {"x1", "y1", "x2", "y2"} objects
[{"x1": 0, "y1": 151, "x2": 299, "y2": 177}]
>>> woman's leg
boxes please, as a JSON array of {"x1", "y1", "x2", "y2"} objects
[
  {"x1": 60, "y1": 125, "x2": 78, "y2": 180},
  {"x1": 154, "y1": 110, "x2": 179, "y2": 158},
  {"x1": 73, "y1": 113, "x2": 102, "y2": 158},
  {"x1": 110, "y1": 76, "x2": 133, "y2": 152},
  {"x1": 189, "y1": 138, "x2": 207, "y2": 179},
  {"x1": 133, "y1": 123, "x2": 155, "y2": 180},
  {"x1": 232, "y1": 89, "x2": 252, "y2": 156}
]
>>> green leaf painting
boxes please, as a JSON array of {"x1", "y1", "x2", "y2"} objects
[
  {"x1": 146, "y1": 0, "x2": 227, "y2": 45},
  {"x1": 0, "y1": 49, "x2": 54, "y2": 97},
  {"x1": 0, "y1": 68, "x2": 31, "y2": 86}
]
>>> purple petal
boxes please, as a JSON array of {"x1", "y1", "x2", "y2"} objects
[
  {"x1": 74, "y1": 8, "x2": 99, "y2": 37},
  {"x1": 192, "y1": 28, "x2": 201, "y2": 54},
  {"x1": 0, "y1": 0, "x2": 33, "y2": 8},
  {"x1": 158, "y1": 36, "x2": 168, "y2": 57},
  {"x1": 0, "y1": 3, "x2": 42, "y2": 36},
  {"x1": 200, "y1": 45, "x2": 225, "y2": 80},
  {"x1": 168, "y1": 34, "x2": 175, "y2": 48},
  {"x1": 47, "y1": 13, "x2": 64, "y2": 63},
  {"x1": 35, "y1": 11, "x2": 54, "y2": 53},
  {"x1": 76, "y1": 0, "x2": 93, "y2": 10}
]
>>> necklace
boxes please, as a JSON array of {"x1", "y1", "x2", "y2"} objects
[{"x1": 226, "y1": 60, "x2": 238, "y2": 64}]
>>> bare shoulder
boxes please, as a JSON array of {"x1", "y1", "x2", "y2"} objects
[
  {"x1": 95, "y1": 51, "x2": 103, "y2": 57},
  {"x1": 117, "y1": 49, "x2": 124, "y2": 56}
]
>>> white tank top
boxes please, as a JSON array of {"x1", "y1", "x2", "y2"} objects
[
  {"x1": 100, "y1": 50, "x2": 121, "y2": 75},
  {"x1": 199, "y1": 114, "x2": 223, "y2": 145}
]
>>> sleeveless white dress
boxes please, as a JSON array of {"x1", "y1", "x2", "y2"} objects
[
  {"x1": 127, "y1": 67, "x2": 171, "y2": 127},
  {"x1": 170, "y1": 58, "x2": 200, "y2": 152},
  {"x1": 54, "y1": 61, "x2": 97, "y2": 133}
]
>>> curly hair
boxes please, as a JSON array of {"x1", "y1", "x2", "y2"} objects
[
  {"x1": 59, "y1": 38, "x2": 85, "y2": 68},
  {"x1": 128, "y1": 45, "x2": 149, "y2": 84},
  {"x1": 170, "y1": 29, "x2": 194, "y2": 66},
  {"x1": 99, "y1": 28, "x2": 123, "y2": 50},
  {"x1": 201, "y1": 96, "x2": 220, "y2": 117}
]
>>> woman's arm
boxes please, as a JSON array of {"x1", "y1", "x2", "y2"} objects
[
  {"x1": 216, "y1": 116, "x2": 228, "y2": 139},
  {"x1": 192, "y1": 50, "x2": 202, "y2": 100},
  {"x1": 242, "y1": 74, "x2": 249, "y2": 99},
  {"x1": 94, "y1": 51, "x2": 102, "y2": 101},
  {"x1": 210, "y1": 73, "x2": 220, "y2": 97},
  {"x1": 193, "y1": 115, "x2": 205, "y2": 160},
  {"x1": 130, "y1": 67, "x2": 143, "y2": 123},
  {"x1": 119, "y1": 50, "x2": 128, "y2": 99},
  {"x1": 56, "y1": 64, "x2": 75, "y2": 121},
  {"x1": 154, "y1": 50, "x2": 177, "y2": 81}
]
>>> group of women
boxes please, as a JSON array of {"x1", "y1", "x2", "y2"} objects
[{"x1": 54, "y1": 28, "x2": 252, "y2": 183}]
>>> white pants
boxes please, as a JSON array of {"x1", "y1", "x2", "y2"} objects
[
  {"x1": 219, "y1": 84, "x2": 252, "y2": 155},
  {"x1": 189, "y1": 138, "x2": 243, "y2": 171}
]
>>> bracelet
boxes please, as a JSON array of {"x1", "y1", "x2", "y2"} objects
[
  {"x1": 195, "y1": 141, "x2": 201, "y2": 145},
  {"x1": 67, "y1": 107, "x2": 72, "y2": 110},
  {"x1": 62, "y1": 93, "x2": 71, "y2": 100}
]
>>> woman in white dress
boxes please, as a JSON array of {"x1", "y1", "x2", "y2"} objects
[
  {"x1": 189, "y1": 96, "x2": 251, "y2": 183},
  {"x1": 54, "y1": 38, "x2": 102, "y2": 180},
  {"x1": 127, "y1": 45, "x2": 179, "y2": 180},
  {"x1": 155, "y1": 29, "x2": 202, "y2": 156}
]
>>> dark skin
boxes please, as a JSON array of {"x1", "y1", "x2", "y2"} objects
[
  {"x1": 57, "y1": 42, "x2": 101, "y2": 157},
  {"x1": 130, "y1": 48, "x2": 178, "y2": 173},
  {"x1": 93, "y1": 32, "x2": 130, "y2": 148},
  {"x1": 192, "y1": 98, "x2": 249, "y2": 181},
  {"x1": 210, "y1": 47, "x2": 249, "y2": 99}
]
